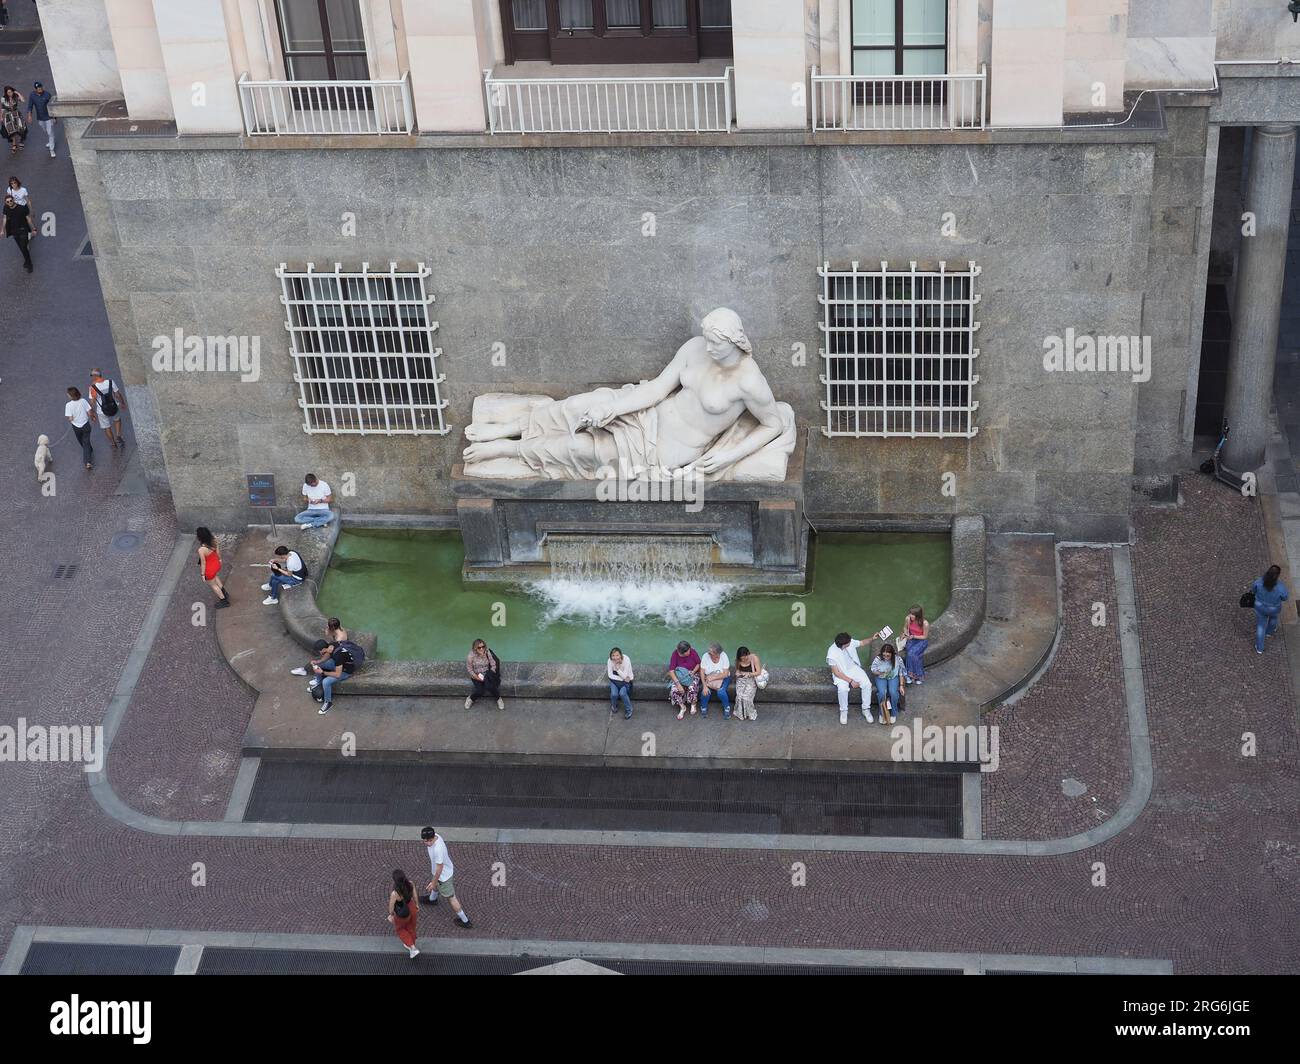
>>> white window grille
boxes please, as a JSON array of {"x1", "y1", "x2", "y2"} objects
[
  {"x1": 278, "y1": 262, "x2": 449, "y2": 435},
  {"x1": 818, "y1": 260, "x2": 980, "y2": 438}
]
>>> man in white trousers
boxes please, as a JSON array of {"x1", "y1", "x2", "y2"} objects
[{"x1": 827, "y1": 629, "x2": 885, "y2": 725}]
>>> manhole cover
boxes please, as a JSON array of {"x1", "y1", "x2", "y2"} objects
[
  {"x1": 111, "y1": 532, "x2": 143, "y2": 552},
  {"x1": 1061, "y1": 777, "x2": 1088, "y2": 797}
]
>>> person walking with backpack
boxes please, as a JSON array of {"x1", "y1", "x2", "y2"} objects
[
  {"x1": 387, "y1": 869, "x2": 420, "y2": 959},
  {"x1": 309, "y1": 635, "x2": 364, "y2": 714},
  {"x1": 26, "y1": 80, "x2": 55, "y2": 158},
  {"x1": 1249, "y1": 564, "x2": 1290, "y2": 655},
  {"x1": 89, "y1": 368, "x2": 126, "y2": 450},
  {"x1": 420, "y1": 827, "x2": 473, "y2": 929}
]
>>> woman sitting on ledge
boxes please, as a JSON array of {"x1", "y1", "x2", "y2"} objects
[
  {"x1": 466, "y1": 638, "x2": 504, "y2": 711},
  {"x1": 667, "y1": 640, "x2": 701, "y2": 721},
  {"x1": 607, "y1": 647, "x2": 634, "y2": 720},
  {"x1": 870, "y1": 644, "x2": 904, "y2": 725}
]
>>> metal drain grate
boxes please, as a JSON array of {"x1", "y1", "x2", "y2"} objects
[
  {"x1": 111, "y1": 531, "x2": 142, "y2": 551},
  {"x1": 197, "y1": 947, "x2": 952, "y2": 976},
  {"x1": 52, "y1": 563, "x2": 79, "y2": 581},
  {"x1": 246, "y1": 758, "x2": 965, "y2": 838},
  {"x1": 20, "y1": 942, "x2": 179, "y2": 975}
]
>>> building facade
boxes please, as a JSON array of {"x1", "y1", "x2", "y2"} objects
[{"x1": 39, "y1": 0, "x2": 1300, "y2": 539}]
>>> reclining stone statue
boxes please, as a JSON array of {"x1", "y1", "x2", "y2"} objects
[{"x1": 460, "y1": 308, "x2": 797, "y2": 482}]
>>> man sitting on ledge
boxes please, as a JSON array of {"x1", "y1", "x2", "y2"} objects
[{"x1": 827, "y1": 629, "x2": 886, "y2": 726}]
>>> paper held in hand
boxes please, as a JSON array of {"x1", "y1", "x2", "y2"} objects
[{"x1": 878, "y1": 625, "x2": 894, "y2": 642}]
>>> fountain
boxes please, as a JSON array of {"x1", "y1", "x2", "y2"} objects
[
  {"x1": 453, "y1": 308, "x2": 808, "y2": 595},
  {"x1": 528, "y1": 533, "x2": 735, "y2": 627}
]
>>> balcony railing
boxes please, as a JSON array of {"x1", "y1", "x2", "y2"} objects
[
  {"x1": 484, "y1": 67, "x2": 733, "y2": 134},
  {"x1": 238, "y1": 72, "x2": 415, "y2": 136},
  {"x1": 811, "y1": 66, "x2": 987, "y2": 132}
]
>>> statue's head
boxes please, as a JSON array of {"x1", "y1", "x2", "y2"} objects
[{"x1": 701, "y1": 308, "x2": 752, "y2": 362}]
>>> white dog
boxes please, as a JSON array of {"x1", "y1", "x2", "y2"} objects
[{"x1": 35, "y1": 434, "x2": 53, "y2": 478}]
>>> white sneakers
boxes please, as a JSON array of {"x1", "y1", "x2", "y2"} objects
[
  {"x1": 496, "y1": 697, "x2": 505, "y2": 710},
  {"x1": 262, "y1": 596, "x2": 278, "y2": 605},
  {"x1": 407, "y1": 946, "x2": 420, "y2": 959},
  {"x1": 260, "y1": 583, "x2": 272, "y2": 591},
  {"x1": 300, "y1": 523, "x2": 313, "y2": 530},
  {"x1": 464, "y1": 695, "x2": 473, "y2": 709},
  {"x1": 839, "y1": 711, "x2": 848, "y2": 725},
  {"x1": 862, "y1": 708, "x2": 874, "y2": 723},
  {"x1": 290, "y1": 667, "x2": 308, "y2": 676}
]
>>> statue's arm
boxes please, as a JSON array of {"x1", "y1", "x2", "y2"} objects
[
  {"x1": 589, "y1": 344, "x2": 687, "y2": 425},
  {"x1": 725, "y1": 371, "x2": 785, "y2": 462}
]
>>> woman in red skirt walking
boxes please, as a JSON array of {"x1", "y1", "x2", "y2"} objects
[
  {"x1": 195, "y1": 527, "x2": 230, "y2": 609},
  {"x1": 388, "y1": 869, "x2": 419, "y2": 959}
]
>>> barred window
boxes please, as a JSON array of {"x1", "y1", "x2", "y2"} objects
[
  {"x1": 278, "y1": 262, "x2": 449, "y2": 435},
  {"x1": 818, "y1": 260, "x2": 980, "y2": 438}
]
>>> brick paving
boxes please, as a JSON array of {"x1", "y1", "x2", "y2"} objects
[
  {"x1": 982, "y1": 547, "x2": 1131, "y2": 839},
  {"x1": 107, "y1": 533, "x2": 251, "y2": 821},
  {"x1": 3, "y1": 7, "x2": 1300, "y2": 974}
]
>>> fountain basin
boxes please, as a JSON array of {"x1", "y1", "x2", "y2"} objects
[{"x1": 275, "y1": 515, "x2": 983, "y2": 699}]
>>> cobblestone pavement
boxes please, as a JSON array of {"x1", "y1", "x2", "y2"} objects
[
  {"x1": 3, "y1": 13, "x2": 1299, "y2": 975},
  {"x1": 983, "y1": 547, "x2": 1131, "y2": 840}
]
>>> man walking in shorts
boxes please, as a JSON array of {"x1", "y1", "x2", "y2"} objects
[{"x1": 421, "y1": 826, "x2": 473, "y2": 929}]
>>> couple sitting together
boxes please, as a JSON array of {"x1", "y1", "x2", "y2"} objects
[{"x1": 827, "y1": 606, "x2": 930, "y2": 726}]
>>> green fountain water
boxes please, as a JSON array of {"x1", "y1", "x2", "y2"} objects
[{"x1": 317, "y1": 529, "x2": 950, "y2": 668}]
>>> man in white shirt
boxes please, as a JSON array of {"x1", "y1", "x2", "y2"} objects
[
  {"x1": 64, "y1": 386, "x2": 94, "y2": 470},
  {"x1": 262, "y1": 545, "x2": 306, "y2": 605},
  {"x1": 699, "y1": 642, "x2": 733, "y2": 718},
  {"x1": 421, "y1": 826, "x2": 473, "y2": 928},
  {"x1": 827, "y1": 629, "x2": 885, "y2": 725},
  {"x1": 295, "y1": 472, "x2": 336, "y2": 529}
]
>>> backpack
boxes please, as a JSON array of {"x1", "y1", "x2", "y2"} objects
[
  {"x1": 334, "y1": 639, "x2": 365, "y2": 672},
  {"x1": 97, "y1": 379, "x2": 118, "y2": 417}
]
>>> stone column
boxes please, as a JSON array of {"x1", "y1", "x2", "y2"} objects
[{"x1": 1221, "y1": 124, "x2": 1297, "y2": 478}]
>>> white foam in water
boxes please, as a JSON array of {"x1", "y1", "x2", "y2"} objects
[
  {"x1": 528, "y1": 577, "x2": 736, "y2": 628},
  {"x1": 530, "y1": 533, "x2": 735, "y2": 627}
]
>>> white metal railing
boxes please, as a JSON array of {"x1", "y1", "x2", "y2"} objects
[
  {"x1": 238, "y1": 72, "x2": 415, "y2": 136},
  {"x1": 484, "y1": 67, "x2": 733, "y2": 134},
  {"x1": 811, "y1": 65, "x2": 987, "y2": 132}
]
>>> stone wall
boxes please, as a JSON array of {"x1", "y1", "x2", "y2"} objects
[{"x1": 75, "y1": 133, "x2": 1207, "y2": 540}]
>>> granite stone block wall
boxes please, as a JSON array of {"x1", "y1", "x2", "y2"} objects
[{"x1": 75, "y1": 133, "x2": 1209, "y2": 540}]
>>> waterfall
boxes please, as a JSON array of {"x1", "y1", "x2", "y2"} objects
[{"x1": 528, "y1": 534, "x2": 734, "y2": 627}]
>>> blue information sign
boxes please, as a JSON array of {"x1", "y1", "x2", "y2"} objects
[{"x1": 246, "y1": 474, "x2": 277, "y2": 508}]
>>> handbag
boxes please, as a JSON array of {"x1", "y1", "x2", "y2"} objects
[
  {"x1": 1240, "y1": 589, "x2": 1256, "y2": 609},
  {"x1": 755, "y1": 668, "x2": 770, "y2": 690}
]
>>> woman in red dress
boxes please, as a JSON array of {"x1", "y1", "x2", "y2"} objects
[
  {"x1": 195, "y1": 527, "x2": 230, "y2": 609},
  {"x1": 388, "y1": 869, "x2": 419, "y2": 959}
]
